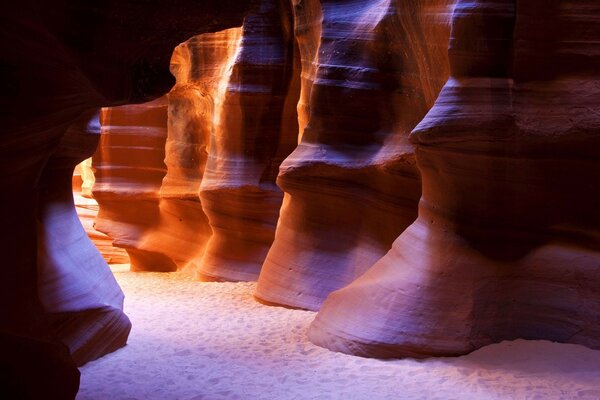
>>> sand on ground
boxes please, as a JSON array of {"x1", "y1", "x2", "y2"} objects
[{"x1": 78, "y1": 266, "x2": 600, "y2": 400}]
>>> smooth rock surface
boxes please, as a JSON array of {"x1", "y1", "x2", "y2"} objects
[
  {"x1": 38, "y1": 111, "x2": 131, "y2": 366},
  {"x1": 92, "y1": 1, "x2": 299, "y2": 280},
  {"x1": 197, "y1": 0, "x2": 300, "y2": 282},
  {"x1": 255, "y1": 0, "x2": 455, "y2": 310},
  {"x1": 72, "y1": 168, "x2": 130, "y2": 265},
  {"x1": 93, "y1": 98, "x2": 181, "y2": 272},
  {"x1": 1, "y1": 1, "x2": 252, "y2": 397},
  {"x1": 310, "y1": 0, "x2": 600, "y2": 358}
]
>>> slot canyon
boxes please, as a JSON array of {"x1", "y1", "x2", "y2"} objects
[{"x1": 2, "y1": 0, "x2": 599, "y2": 399}]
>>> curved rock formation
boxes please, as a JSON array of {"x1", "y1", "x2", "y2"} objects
[
  {"x1": 91, "y1": 30, "x2": 244, "y2": 273},
  {"x1": 91, "y1": 1, "x2": 299, "y2": 279},
  {"x1": 255, "y1": 0, "x2": 454, "y2": 309},
  {"x1": 1, "y1": 1, "x2": 252, "y2": 397},
  {"x1": 157, "y1": 28, "x2": 243, "y2": 273},
  {"x1": 73, "y1": 162, "x2": 130, "y2": 265},
  {"x1": 310, "y1": 0, "x2": 600, "y2": 358},
  {"x1": 92, "y1": 30, "x2": 244, "y2": 273},
  {"x1": 73, "y1": 158, "x2": 95, "y2": 198},
  {"x1": 93, "y1": 98, "x2": 176, "y2": 271},
  {"x1": 197, "y1": 0, "x2": 300, "y2": 282},
  {"x1": 38, "y1": 111, "x2": 131, "y2": 365}
]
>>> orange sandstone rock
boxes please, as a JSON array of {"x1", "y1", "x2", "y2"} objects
[
  {"x1": 93, "y1": 98, "x2": 177, "y2": 271},
  {"x1": 197, "y1": 0, "x2": 300, "y2": 281},
  {"x1": 255, "y1": 0, "x2": 454, "y2": 310},
  {"x1": 92, "y1": 1, "x2": 299, "y2": 280}
]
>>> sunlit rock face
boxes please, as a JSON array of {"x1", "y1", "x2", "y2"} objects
[
  {"x1": 157, "y1": 30, "x2": 243, "y2": 274},
  {"x1": 310, "y1": 0, "x2": 600, "y2": 358},
  {"x1": 92, "y1": 0, "x2": 299, "y2": 280},
  {"x1": 38, "y1": 111, "x2": 131, "y2": 366},
  {"x1": 197, "y1": 0, "x2": 300, "y2": 282},
  {"x1": 73, "y1": 162, "x2": 130, "y2": 265},
  {"x1": 91, "y1": 30, "x2": 242, "y2": 273},
  {"x1": 1, "y1": 1, "x2": 253, "y2": 396},
  {"x1": 93, "y1": 98, "x2": 176, "y2": 271},
  {"x1": 254, "y1": 0, "x2": 454, "y2": 310}
]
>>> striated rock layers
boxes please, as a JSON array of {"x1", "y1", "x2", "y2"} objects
[
  {"x1": 93, "y1": 98, "x2": 180, "y2": 271},
  {"x1": 91, "y1": 30, "x2": 243, "y2": 272},
  {"x1": 1, "y1": 1, "x2": 252, "y2": 397},
  {"x1": 154, "y1": 30, "x2": 243, "y2": 273},
  {"x1": 310, "y1": 0, "x2": 600, "y2": 358},
  {"x1": 255, "y1": 0, "x2": 454, "y2": 310},
  {"x1": 93, "y1": 0, "x2": 299, "y2": 281},
  {"x1": 73, "y1": 160, "x2": 130, "y2": 264},
  {"x1": 197, "y1": 0, "x2": 300, "y2": 281}
]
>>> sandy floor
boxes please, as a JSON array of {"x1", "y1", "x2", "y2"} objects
[{"x1": 78, "y1": 266, "x2": 600, "y2": 400}]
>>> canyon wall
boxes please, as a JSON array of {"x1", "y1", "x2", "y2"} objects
[
  {"x1": 309, "y1": 0, "x2": 600, "y2": 358},
  {"x1": 157, "y1": 29, "x2": 242, "y2": 274},
  {"x1": 93, "y1": 98, "x2": 181, "y2": 271},
  {"x1": 83, "y1": 0, "x2": 599, "y2": 362},
  {"x1": 92, "y1": 0, "x2": 299, "y2": 281},
  {"x1": 254, "y1": 0, "x2": 455, "y2": 310},
  {"x1": 38, "y1": 111, "x2": 131, "y2": 366},
  {"x1": 197, "y1": 0, "x2": 299, "y2": 281},
  {"x1": 1, "y1": 1, "x2": 252, "y2": 397}
]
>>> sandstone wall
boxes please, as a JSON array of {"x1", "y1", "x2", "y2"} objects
[
  {"x1": 309, "y1": 0, "x2": 600, "y2": 358},
  {"x1": 255, "y1": 0, "x2": 454, "y2": 310}
]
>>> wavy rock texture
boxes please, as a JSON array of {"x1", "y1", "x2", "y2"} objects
[
  {"x1": 1, "y1": 1, "x2": 252, "y2": 397},
  {"x1": 38, "y1": 111, "x2": 132, "y2": 366},
  {"x1": 92, "y1": 29, "x2": 245, "y2": 273},
  {"x1": 92, "y1": 0, "x2": 299, "y2": 279},
  {"x1": 157, "y1": 29, "x2": 243, "y2": 273},
  {"x1": 197, "y1": 0, "x2": 300, "y2": 282},
  {"x1": 73, "y1": 158, "x2": 95, "y2": 198},
  {"x1": 310, "y1": 0, "x2": 600, "y2": 358},
  {"x1": 255, "y1": 0, "x2": 454, "y2": 310},
  {"x1": 93, "y1": 98, "x2": 180, "y2": 271},
  {"x1": 73, "y1": 160, "x2": 130, "y2": 264},
  {"x1": 90, "y1": 31, "x2": 244, "y2": 272}
]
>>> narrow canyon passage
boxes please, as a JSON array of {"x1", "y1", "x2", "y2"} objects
[
  {"x1": 3, "y1": 0, "x2": 599, "y2": 398},
  {"x1": 77, "y1": 267, "x2": 600, "y2": 400}
]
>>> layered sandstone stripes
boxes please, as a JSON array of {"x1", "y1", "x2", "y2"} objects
[
  {"x1": 93, "y1": 98, "x2": 176, "y2": 271},
  {"x1": 92, "y1": 1, "x2": 299, "y2": 281},
  {"x1": 73, "y1": 160, "x2": 130, "y2": 265},
  {"x1": 254, "y1": 0, "x2": 454, "y2": 310},
  {"x1": 197, "y1": 0, "x2": 300, "y2": 281},
  {"x1": 309, "y1": 0, "x2": 600, "y2": 358}
]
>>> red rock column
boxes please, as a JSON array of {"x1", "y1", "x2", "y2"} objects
[
  {"x1": 197, "y1": 0, "x2": 300, "y2": 282},
  {"x1": 93, "y1": 98, "x2": 176, "y2": 271},
  {"x1": 254, "y1": 0, "x2": 453, "y2": 310},
  {"x1": 310, "y1": 0, "x2": 600, "y2": 358},
  {"x1": 156, "y1": 29, "x2": 243, "y2": 273},
  {"x1": 91, "y1": 30, "x2": 245, "y2": 272}
]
